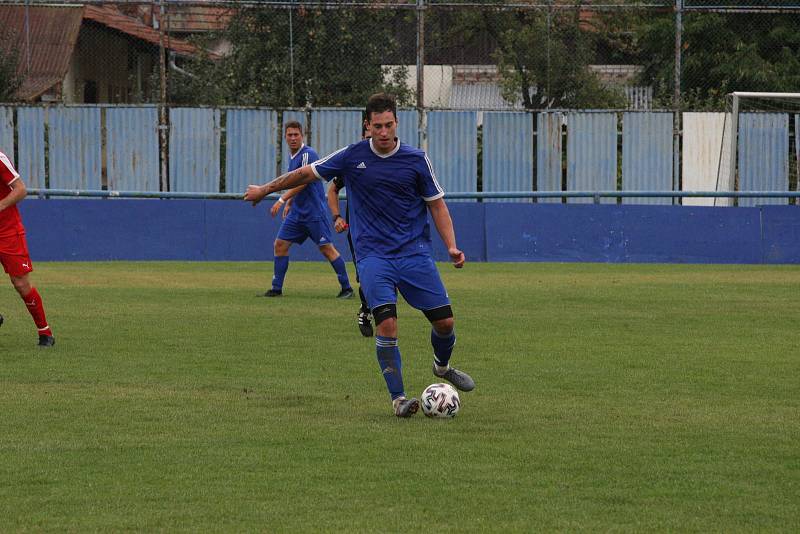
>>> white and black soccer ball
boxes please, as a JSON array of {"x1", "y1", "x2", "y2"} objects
[{"x1": 421, "y1": 383, "x2": 460, "y2": 418}]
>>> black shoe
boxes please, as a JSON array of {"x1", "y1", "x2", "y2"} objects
[
  {"x1": 393, "y1": 397, "x2": 419, "y2": 418},
  {"x1": 38, "y1": 334, "x2": 55, "y2": 348},
  {"x1": 357, "y1": 310, "x2": 373, "y2": 337},
  {"x1": 263, "y1": 289, "x2": 283, "y2": 297},
  {"x1": 337, "y1": 288, "x2": 355, "y2": 299},
  {"x1": 0, "y1": 313, "x2": 3, "y2": 327}
]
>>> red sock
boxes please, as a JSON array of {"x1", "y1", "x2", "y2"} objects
[{"x1": 22, "y1": 287, "x2": 52, "y2": 337}]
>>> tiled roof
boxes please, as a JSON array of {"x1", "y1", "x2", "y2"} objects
[
  {"x1": 0, "y1": 5, "x2": 83, "y2": 100},
  {"x1": 83, "y1": 5, "x2": 214, "y2": 58}
]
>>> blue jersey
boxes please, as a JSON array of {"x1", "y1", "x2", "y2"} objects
[
  {"x1": 311, "y1": 139, "x2": 444, "y2": 259},
  {"x1": 286, "y1": 145, "x2": 326, "y2": 222}
]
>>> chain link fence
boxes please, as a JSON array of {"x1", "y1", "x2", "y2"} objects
[{"x1": 0, "y1": 1, "x2": 799, "y2": 111}]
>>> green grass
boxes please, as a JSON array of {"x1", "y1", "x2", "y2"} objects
[{"x1": 1, "y1": 261, "x2": 799, "y2": 532}]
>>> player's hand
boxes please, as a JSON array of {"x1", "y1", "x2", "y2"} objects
[
  {"x1": 244, "y1": 184, "x2": 268, "y2": 206},
  {"x1": 334, "y1": 218, "x2": 349, "y2": 233},
  {"x1": 282, "y1": 200, "x2": 292, "y2": 219},
  {"x1": 269, "y1": 201, "x2": 282, "y2": 218},
  {"x1": 448, "y1": 247, "x2": 465, "y2": 268}
]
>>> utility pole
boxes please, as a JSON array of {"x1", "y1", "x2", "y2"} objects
[
  {"x1": 416, "y1": 0, "x2": 425, "y2": 147},
  {"x1": 672, "y1": 0, "x2": 682, "y2": 203},
  {"x1": 157, "y1": 0, "x2": 168, "y2": 192}
]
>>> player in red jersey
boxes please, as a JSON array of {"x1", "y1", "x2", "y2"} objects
[{"x1": 0, "y1": 150, "x2": 55, "y2": 347}]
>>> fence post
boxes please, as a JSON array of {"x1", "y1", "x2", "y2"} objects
[{"x1": 673, "y1": 0, "x2": 683, "y2": 204}]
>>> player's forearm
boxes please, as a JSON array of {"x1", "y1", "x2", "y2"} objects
[
  {"x1": 326, "y1": 186, "x2": 341, "y2": 216},
  {"x1": 0, "y1": 181, "x2": 26, "y2": 211},
  {"x1": 281, "y1": 184, "x2": 307, "y2": 202},
  {"x1": 428, "y1": 199, "x2": 458, "y2": 250},
  {"x1": 262, "y1": 166, "x2": 317, "y2": 196}
]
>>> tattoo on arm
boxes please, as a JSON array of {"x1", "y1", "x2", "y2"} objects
[{"x1": 267, "y1": 167, "x2": 313, "y2": 193}]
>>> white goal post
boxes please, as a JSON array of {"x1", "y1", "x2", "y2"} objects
[{"x1": 727, "y1": 92, "x2": 800, "y2": 196}]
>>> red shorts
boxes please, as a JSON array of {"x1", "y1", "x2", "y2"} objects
[{"x1": 0, "y1": 233, "x2": 33, "y2": 277}]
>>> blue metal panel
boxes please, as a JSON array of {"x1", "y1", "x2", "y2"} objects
[
  {"x1": 106, "y1": 107, "x2": 160, "y2": 191},
  {"x1": 622, "y1": 112, "x2": 673, "y2": 205},
  {"x1": 312, "y1": 109, "x2": 362, "y2": 159},
  {"x1": 426, "y1": 110, "x2": 477, "y2": 201},
  {"x1": 169, "y1": 108, "x2": 221, "y2": 193},
  {"x1": 536, "y1": 113, "x2": 563, "y2": 203},
  {"x1": 482, "y1": 111, "x2": 533, "y2": 203},
  {"x1": 20, "y1": 200, "x2": 800, "y2": 264},
  {"x1": 16, "y1": 107, "x2": 46, "y2": 188},
  {"x1": 225, "y1": 109, "x2": 278, "y2": 193},
  {"x1": 761, "y1": 206, "x2": 800, "y2": 263},
  {"x1": 484, "y1": 203, "x2": 762, "y2": 263},
  {"x1": 48, "y1": 107, "x2": 102, "y2": 190},
  {"x1": 281, "y1": 110, "x2": 307, "y2": 172},
  {"x1": 738, "y1": 113, "x2": 788, "y2": 207},
  {"x1": 0, "y1": 107, "x2": 13, "y2": 162},
  {"x1": 566, "y1": 112, "x2": 618, "y2": 204},
  {"x1": 397, "y1": 109, "x2": 419, "y2": 147}
]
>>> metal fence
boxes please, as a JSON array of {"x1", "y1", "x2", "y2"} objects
[{"x1": 2, "y1": 104, "x2": 799, "y2": 205}]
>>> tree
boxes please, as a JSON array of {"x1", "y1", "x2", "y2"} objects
[
  {"x1": 633, "y1": 11, "x2": 800, "y2": 110},
  {"x1": 431, "y1": 7, "x2": 625, "y2": 110},
  {"x1": 0, "y1": 42, "x2": 21, "y2": 102},
  {"x1": 170, "y1": 7, "x2": 414, "y2": 108}
]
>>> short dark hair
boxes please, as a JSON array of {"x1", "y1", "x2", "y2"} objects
[
  {"x1": 284, "y1": 120, "x2": 303, "y2": 134},
  {"x1": 365, "y1": 93, "x2": 397, "y2": 121}
]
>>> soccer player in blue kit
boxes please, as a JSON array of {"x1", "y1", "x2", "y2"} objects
[
  {"x1": 261, "y1": 121, "x2": 353, "y2": 299},
  {"x1": 246, "y1": 94, "x2": 474, "y2": 417}
]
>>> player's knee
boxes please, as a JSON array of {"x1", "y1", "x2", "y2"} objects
[
  {"x1": 372, "y1": 303, "x2": 397, "y2": 327},
  {"x1": 431, "y1": 317, "x2": 454, "y2": 335},
  {"x1": 319, "y1": 244, "x2": 338, "y2": 261},
  {"x1": 10, "y1": 275, "x2": 30, "y2": 295},
  {"x1": 375, "y1": 317, "x2": 397, "y2": 337},
  {"x1": 274, "y1": 240, "x2": 290, "y2": 255}
]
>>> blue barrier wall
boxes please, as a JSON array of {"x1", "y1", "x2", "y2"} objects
[{"x1": 17, "y1": 200, "x2": 800, "y2": 264}]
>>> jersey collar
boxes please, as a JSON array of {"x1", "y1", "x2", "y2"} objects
[
  {"x1": 290, "y1": 144, "x2": 305, "y2": 158},
  {"x1": 369, "y1": 138, "x2": 400, "y2": 159}
]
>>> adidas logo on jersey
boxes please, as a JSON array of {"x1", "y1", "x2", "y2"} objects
[{"x1": 357, "y1": 162, "x2": 367, "y2": 169}]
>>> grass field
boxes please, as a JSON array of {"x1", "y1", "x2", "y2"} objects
[{"x1": 1, "y1": 261, "x2": 799, "y2": 532}]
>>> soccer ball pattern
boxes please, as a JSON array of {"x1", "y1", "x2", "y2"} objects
[{"x1": 421, "y1": 383, "x2": 460, "y2": 418}]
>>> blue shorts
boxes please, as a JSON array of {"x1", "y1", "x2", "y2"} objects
[
  {"x1": 276, "y1": 217, "x2": 333, "y2": 247},
  {"x1": 357, "y1": 254, "x2": 450, "y2": 313}
]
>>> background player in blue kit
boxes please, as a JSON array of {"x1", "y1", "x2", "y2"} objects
[
  {"x1": 261, "y1": 121, "x2": 353, "y2": 299},
  {"x1": 246, "y1": 94, "x2": 474, "y2": 417},
  {"x1": 327, "y1": 122, "x2": 373, "y2": 337}
]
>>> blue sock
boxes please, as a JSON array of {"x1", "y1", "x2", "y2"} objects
[
  {"x1": 329, "y1": 256, "x2": 351, "y2": 290},
  {"x1": 272, "y1": 256, "x2": 289, "y2": 290},
  {"x1": 376, "y1": 336, "x2": 404, "y2": 400},
  {"x1": 431, "y1": 328, "x2": 456, "y2": 368}
]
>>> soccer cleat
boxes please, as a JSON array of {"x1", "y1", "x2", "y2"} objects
[
  {"x1": 357, "y1": 309, "x2": 373, "y2": 337},
  {"x1": 37, "y1": 334, "x2": 55, "y2": 348},
  {"x1": 0, "y1": 313, "x2": 3, "y2": 327},
  {"x1": 336, "y1": 287, "x2": 355, "y2": 299},
  {"x1": 263, "y1": 289, "x2": 283, "y2": 297},
  {"x1": 393, "y1": 397, "x2": 419, "y2": 418},
  {"x1": 433, "y1": 364, "x2": 475, "y2": 392}
]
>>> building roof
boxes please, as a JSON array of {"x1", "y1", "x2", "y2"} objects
[
  {"x1": 158, "y1": 5, "x2": 234, "y2": 33},
  {"x1": 0, "y1": 4, "x2": 216, "y2": 101},
  {"x1": 0, "y1": 5, "x2": 83, "y2": 100},
  {"x1": 449, "y1": 83, "x2": 523, "y2": 111},
  {"x1": 83, "y1": 5, "x2": 211, "y2": 58}
]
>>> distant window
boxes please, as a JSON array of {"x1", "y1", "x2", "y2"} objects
[{"x1": 84, "y1": 80, "x2": 98, "y2": 103}]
